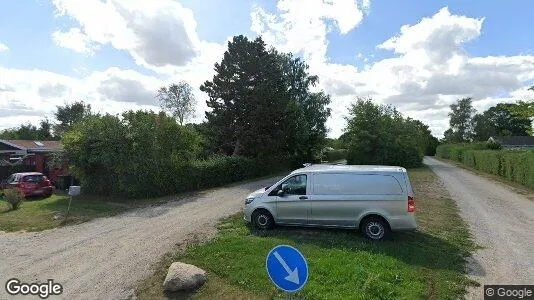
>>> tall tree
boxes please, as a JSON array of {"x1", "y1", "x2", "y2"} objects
[
  {"x1": 200, "y1": 35, "x2": 330, "y2": 159},
  {"x1": 156, "y1": 81, "x2": 196, "y2": 125},
  {"x1": 277, "y1": 53, "x2": 331, "y2": 159},
  {"x1": 344, "y1": 98, "x2": 436, "y2": 167},
  {"x1": 508, "y1": 86, "x2": 534, "y2": 120},
  {"x1": 0, "y1": 120, "x2": 54, "y2": 140},
  {"x1": 473, "y1": 103, "x2": 531, "y2": 141},
  {"x1": 54, "y1": 101, "x2": 92, "y2": 137},
  {"x1": 445, "y1": 98, "x2": 475, "y2": 142},
  {"x1": 37, "y1": 118, "x2": 53, "y2": 140}
]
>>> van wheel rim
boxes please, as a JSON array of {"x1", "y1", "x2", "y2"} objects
[
  {"x1": 367, "y1": 222, "x2": 384, "y2": 238},
  {"x1": 257, "y1": 215, "x2": 268, "y2": 226}
]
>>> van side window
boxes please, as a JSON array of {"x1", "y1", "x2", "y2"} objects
[{"x1": 279, "y1": 174, "x2": 307, "y2": 195}]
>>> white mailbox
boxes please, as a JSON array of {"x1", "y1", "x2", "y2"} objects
[{"x1": 68, "y1": 186, "x2": 81, "y2": 197}]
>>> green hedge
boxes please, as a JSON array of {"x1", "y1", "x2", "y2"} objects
[
  {"x1": 436, "y1": 144, "x2": 534, "y2": 189},
  {"x1": 81, "y1": 155, "x2": 291, "y2": 198}
]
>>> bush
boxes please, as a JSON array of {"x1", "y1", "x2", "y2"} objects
[
  {"x1": 3, "y1": 189, "x2": 24, "y2": 210},
  {"x1": 344, "y1": 99, "x2": 435, "y2": 168},
  {"x1": 63, "y1": 111, "x2": 295, "y2": 198},
  {"x1": 322, "y1": 149, "x2": 347, "y2": 162},
  {"x1": 486, "y1": 140, "x2": 502, "y2": 150},
  {"x1": 436, "y1": 144, "x2": 534, "y2": 189}
]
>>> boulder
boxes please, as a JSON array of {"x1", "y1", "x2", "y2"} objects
[{"x1": 163, "y1": 262, "x2": 206, "y2": 291}]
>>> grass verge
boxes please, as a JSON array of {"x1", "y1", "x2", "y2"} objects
[
  {"x1": 136, "y1": 167, "x2": 477, "y2": 299},
  {"x1": 0, "y1": 193, "x2": 158, "y2": 232}
]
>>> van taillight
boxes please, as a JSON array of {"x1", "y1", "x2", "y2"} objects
[{"x1": 408, "y1": 196, "x2": 415, "y2": 212}]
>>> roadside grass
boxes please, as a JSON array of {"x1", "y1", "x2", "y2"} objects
[
  {"x1": 0, "y1": 193, "x2": 146, "y2": 232},
  {"x1": 137, "y1": 167, "x2": 478, "y2": 300},
  {"x1": 433, "y1": 156, "x2": 534, "y2": 202},
  {"x1": 0, "y1": 172, "x2": 288, "y2": 233}
]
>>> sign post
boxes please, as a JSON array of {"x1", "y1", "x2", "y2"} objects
[
  {"x1": 65, "y1": 186, "x2": 81, "y2": 222},
  {"x1": 266, "y1": 245, "x2": 309, "y2": 296}
]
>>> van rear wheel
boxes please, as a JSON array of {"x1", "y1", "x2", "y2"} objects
[
  {"x1": 361, "y1": 216, "x2": 391, "y2": 240},
  {"x1": 252, "y1": 210, "x2": 274, "y2": 230}
]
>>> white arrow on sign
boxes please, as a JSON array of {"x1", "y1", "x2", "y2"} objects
[{"x1": 273, "y1": 251, "x2": 300, "y2": 284}]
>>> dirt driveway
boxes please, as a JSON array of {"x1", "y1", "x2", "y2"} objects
[
  {"x1": 425, "y1": 157, "x2": 534, "y2": 298},
  {"x1": 0, "y1": 176, "x2": 281, "y2": 299}
]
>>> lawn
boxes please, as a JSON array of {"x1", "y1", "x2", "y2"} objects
[
  {"x1": 136, "y1": 167, "x2": 478, "y2": 300},
  {"x1": 0, "y1": 192, "x2": 174, "y2": 232}
]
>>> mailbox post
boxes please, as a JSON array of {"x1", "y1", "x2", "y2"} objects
[{"x1": 65, "y1": 186, "x2": 81, "y2": 222}]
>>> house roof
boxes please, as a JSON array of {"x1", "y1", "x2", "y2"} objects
[
  {"x1": 0, "y1": 140, "x2": 61, "y2": 151},
  {"x1": 490, "y1": 136, "x2": 534, "y2": 146}
]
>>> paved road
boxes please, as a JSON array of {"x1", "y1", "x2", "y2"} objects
[
  {"x1": 425, "y1": 157, "x2": 534, "y2": 298},
  {"x1": 0, "y1": 176, "x2": 281, "y2": 299}
]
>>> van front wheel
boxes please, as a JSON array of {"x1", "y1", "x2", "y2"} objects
[
  {"x1": 252, "y1": 210, "x2": 274, "y2": 230},
  {"x1": 361, "y1": 216, "x2": 391, "y2": 240}
]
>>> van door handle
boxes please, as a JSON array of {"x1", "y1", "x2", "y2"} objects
[{"x1": 299, "y1": 196, "x2": 308, "y2": 200}]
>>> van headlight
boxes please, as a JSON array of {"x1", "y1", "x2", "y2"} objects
[{"x1": 245, "y1": 198, "x2": 255, "y2": 205}]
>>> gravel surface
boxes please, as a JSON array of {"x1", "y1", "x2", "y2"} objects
[
  {"x1": 425, "y1": 157, "x2": 534, "y2": 298},
  {"x1": 0, "y1": 176, "x2": 281, "y2": 299}
]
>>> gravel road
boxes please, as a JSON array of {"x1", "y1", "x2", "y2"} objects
[
  {"x1": 425, "y1": 157, "x2": 534, "y2": 298},
  {"x1": 0, "y1": 176, "x2": 281, "y2": 299}
]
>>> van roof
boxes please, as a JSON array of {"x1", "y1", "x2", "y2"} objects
[{"x1": 291, "y1": 164, "x2": 406, "y2": 174}]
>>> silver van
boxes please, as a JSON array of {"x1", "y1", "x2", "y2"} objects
[{"x1": 243, "y1": 164, "x2": 417, "y2": 240}]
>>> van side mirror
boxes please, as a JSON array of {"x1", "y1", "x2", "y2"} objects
[{"x1": 277, "y1": 189, "x2": 285, "y2": 197}]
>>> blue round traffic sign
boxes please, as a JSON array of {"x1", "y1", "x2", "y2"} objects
[{"x1": 266, "y1": 245, "x2": 309, "y2": 293}]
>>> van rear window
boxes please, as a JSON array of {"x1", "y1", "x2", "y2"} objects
[
  {"x1": 313, "y1": 173, "x2": 403, "y2": 195},
  {"x1": 24, "y1": 175, "x2": 44, "y2": 183}
]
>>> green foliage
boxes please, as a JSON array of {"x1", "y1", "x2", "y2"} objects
[
  {"x1": 344, "y1": 98, "x2": 437, "y2": 168},
  {"x1": 201, "y1": 35, "x2": 330, "y2": 161},
  {"x1": 54, "y1": 101, "x2": 92, "y2": 138},
  {"x1": 0, "y1": 119, "x2": 54, "y2": 140},
  {"x1": 62, "y1": 111, "x2": 289, "y2": 198},
  {"x1": 156, "y1": 81, "x2": 196, "y2": 125},
  {"x1": 507, "y1": 86, "x2": 534, "y2": 119},
  {"x1": 443, "y1": 98, "x2": 475, "y2": 143},
  {"x1": 472, "y1": 103, "x2": 531, "y2": 141},
  {"x1": 425, "y1": 135, "x2": 440, "y2": 156},
  {"x1": 322, "y1": 149, "x2": 347, "y2": 162},
  {"x1": 3, "y1": 189, "x2": 24, "y2": 210},
  {"x1": 486, "y1": 139, "x2": 502, "y2": 150},
  {"x1": 436, "y1": 144, "x2": 534, "y2": 189}
]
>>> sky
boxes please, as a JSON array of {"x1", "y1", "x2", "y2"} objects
[{"x1": 1, "y1": 0, "x2": 533, "y2": 138}]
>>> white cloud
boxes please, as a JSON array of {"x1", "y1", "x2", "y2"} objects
[
  {"x1": 0, "y1": 66, "x2": 165, "y2": 130},
  {"x1": 251, "y1": 4, "x2": 534, "y2": 138},
  {"x1": 51, "y1": 0, "x2": 201, "y2": 68},
  {"x1": 4, "y1": 1, "x2": 534, "y2": 140},
  {"x1": 0, "y1": 42, "x2": 8, "y2": 52},
  {"x1": 251, "y1": 0, "x2": 367, "y2": 64},
  {"x1": 52, "y1": 28, "x2": 96, "y2": 54},
  {"x1": 1, "y1": 0, "x2": 229, "y2": 130}
]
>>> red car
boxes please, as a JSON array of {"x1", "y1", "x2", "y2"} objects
[{"x1": 1, "y1": 172, "x2": 53, "y2": 198}]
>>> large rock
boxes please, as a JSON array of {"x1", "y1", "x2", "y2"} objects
[{"x1": 163, "y1": 262, "x2": 206, "y2": 291}]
